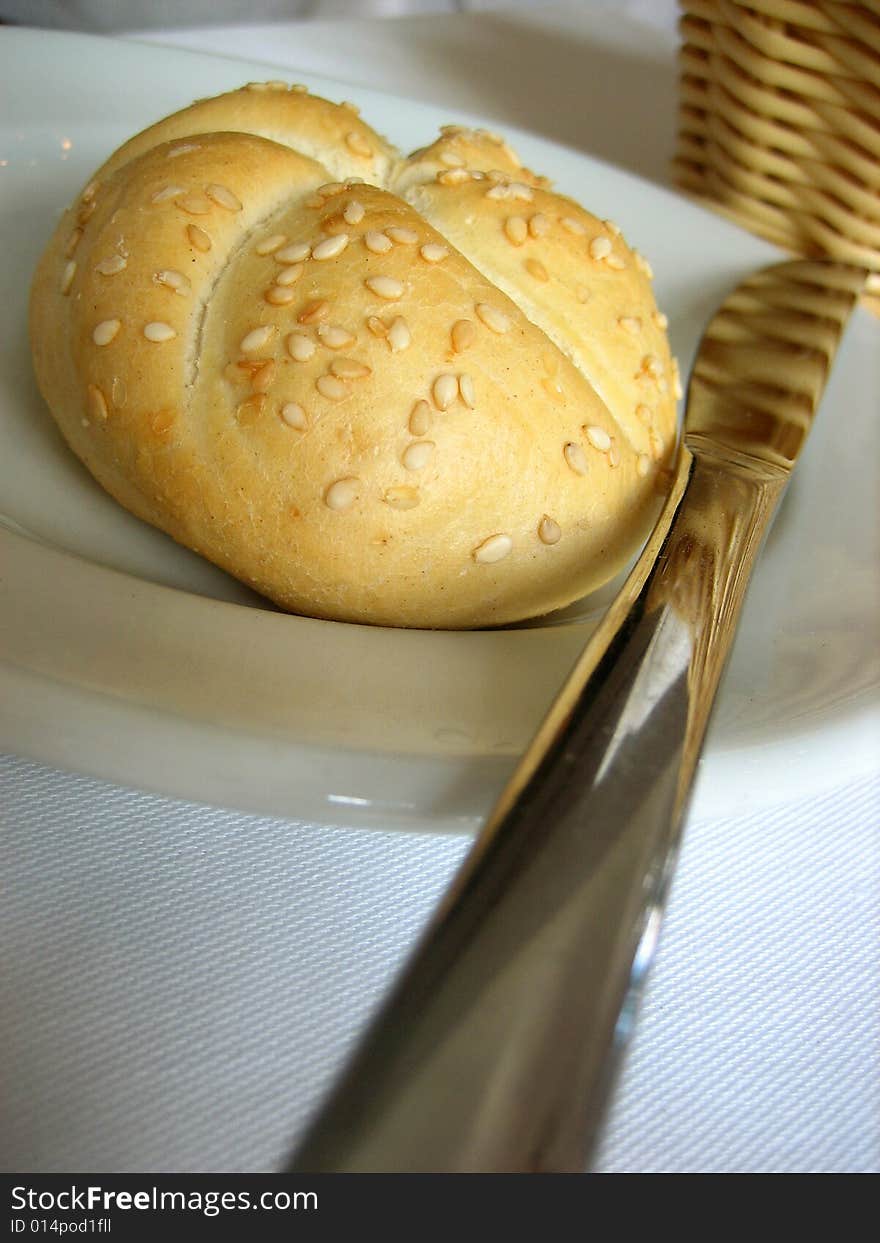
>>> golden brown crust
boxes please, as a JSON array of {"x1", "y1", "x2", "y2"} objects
[
  {"x1": 398, "y1": 125, "x2": 549, "y2": 194},
  {"x1": 30, "y1": 83, "x2": 679, "y2": 629},
  {"x1": 94, "y1": 82, "x2": 398, "y2": 188}
]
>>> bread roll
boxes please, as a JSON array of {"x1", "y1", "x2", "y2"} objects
[{"x1": 29, "y1": 83, "x2": 679, "y2": 629}]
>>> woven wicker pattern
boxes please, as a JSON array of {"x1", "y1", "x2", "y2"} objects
[{"x1": 674, "y1": 1, "x2": 880, "y2": 295}]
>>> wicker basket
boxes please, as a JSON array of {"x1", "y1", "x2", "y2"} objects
[{"x1": 674, "y1": 0, "x2": 880, "y2": 301}]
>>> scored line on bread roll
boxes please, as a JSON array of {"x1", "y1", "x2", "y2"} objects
[{"x1": 30, "y1": 82, "x2": 680, "y2": 629}]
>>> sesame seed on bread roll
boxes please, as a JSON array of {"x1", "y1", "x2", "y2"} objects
[{"x1": 29, "y1": 82, "x2": 679, "y2": 629}]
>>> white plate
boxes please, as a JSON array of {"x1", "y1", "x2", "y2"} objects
[{"x1": 1, "y1": 28, "x2": 878, "y2": 831}]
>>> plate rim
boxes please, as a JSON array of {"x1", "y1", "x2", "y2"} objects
[{"x1": 2, "y1": 26, "x2": 878, "y2": 830}]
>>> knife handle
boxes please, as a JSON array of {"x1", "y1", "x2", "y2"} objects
[{"x1": 290, "y1": 445, "x2": 786, "y2": 1172}]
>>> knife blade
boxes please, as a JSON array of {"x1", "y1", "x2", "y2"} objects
[{"x1": 288, "y1": 260, "x2": 868, "y2": 1173}]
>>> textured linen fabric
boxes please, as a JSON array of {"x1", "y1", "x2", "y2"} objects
[
  {"x1": 2, "y1": 754, "x2": 878, "y2": 1173},
  {"x1": 594, "y1": 776, "x2": 880, "y2": 1173}
]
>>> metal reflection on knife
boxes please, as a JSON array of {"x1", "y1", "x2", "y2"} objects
[{"x1": 288, "y1": 260, "x2": 869, "y2": 1174}]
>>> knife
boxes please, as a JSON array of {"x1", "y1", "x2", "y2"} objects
[{"x1": 289, "y1": 260, "x2": 868, "y2": 1173}]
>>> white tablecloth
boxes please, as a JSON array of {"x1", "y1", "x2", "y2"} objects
[{"x1": 2, "y1": 3, "x2": 878, "y2": 1173}]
